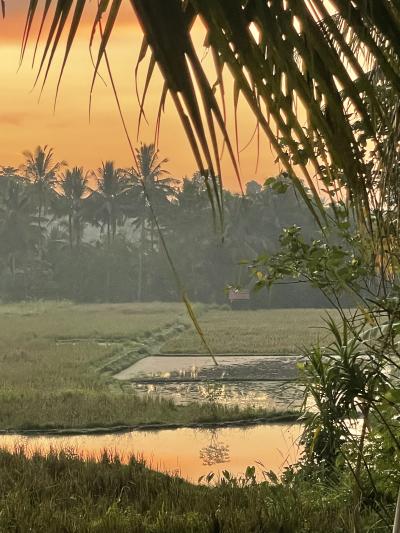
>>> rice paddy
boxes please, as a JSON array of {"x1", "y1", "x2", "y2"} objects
[
  {"x1": 0, "y1": 302, "x2": 387, "y2": 531},
  {"x1": 161, "y1": 308, "x2": 337, "y2": 354},
  {"x1": 0, "y1": 302, "x2": 313, "y2": 431}
]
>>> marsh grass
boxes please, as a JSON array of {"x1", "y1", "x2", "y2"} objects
[
  {"x1": 0, "y1": 387, "x2": 278, "y2": 429},
  {"x1": 161, "y1": 308, "x2": 338, "y2": 354},
  {"x1": 0, "y1": 447, "x2": 382, "y2": 532}
]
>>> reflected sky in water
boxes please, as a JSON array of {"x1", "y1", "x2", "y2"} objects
[{"x1": 0, "y1": 424, "x2": 302, "y2": 483}]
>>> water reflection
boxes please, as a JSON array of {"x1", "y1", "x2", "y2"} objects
[
  {"x1": 199, "y1": 430, "x2": 230, "y2": 466},
  {"x1": 116, "y1": 355, "x2": 301, "y2": 381},
  {"x1": 0, "y1": 424, "x2": 302, "y2": 483},
  {"x1": 116, "y1": 355, "x2": 303, "y2": 410},
  {"x1": 134, "y1": 380, "x2": 303, "y2": 410}
]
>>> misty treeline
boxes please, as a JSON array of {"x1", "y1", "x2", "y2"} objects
[{"x1": 0, "y1": 144, "x2": 327, "y2": 306}]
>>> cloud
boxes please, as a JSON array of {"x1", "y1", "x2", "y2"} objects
[{"x1": 0, "y1": 111, "x2": 31, "y2": 126}]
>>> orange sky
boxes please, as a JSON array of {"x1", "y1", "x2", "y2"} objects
[{"x1": 0, "y1": 2, "x2": 280, "y2": 191}]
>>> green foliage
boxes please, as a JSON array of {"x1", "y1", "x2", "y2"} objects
[
  {"x1": 244, "y1": 179, "x2": 400, "y2": 525},
  {"x1": 299, "y1": 316, "x2": 388, "y2": 468},
  {"x1": 249, "y1": 223, "x2": 369, "y2": 298},
  {"x1": 0, "y1": 161, "x2": 326, "y2": 306},
  {"x1": 264, "y1": 175, "x2": 290, "y2": 194}
]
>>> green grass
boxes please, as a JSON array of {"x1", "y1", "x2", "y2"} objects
[
  {"x1": 0, "y1": 303, "x2": 388, "y2": 531},
  {"x1": 0, "y1": 301, "x2": 288, "y2": 431},
  {"x1": 0, "y1": 447, "x2": 384, "y2": 533},
  {"x1": 162, "y1": 308, "x2": 338, "y2": 354},
  {"x1": 0, "y1": 300, "x2": 189, "y2": 340}
]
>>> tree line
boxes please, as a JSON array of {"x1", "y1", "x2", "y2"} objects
[{"x1": 0, "y1": 143, "x2": 326, "y2": 306}]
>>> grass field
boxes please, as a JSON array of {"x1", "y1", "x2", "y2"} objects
[
  {"x1": 161, "y1": 308, "x2": 337, "y2": 354},
  {"x1": 0, "y1": 303, "x2": 387, "y2": 532},
  {"x1": 0, "y1": 447, "x2": 383, "y2": 532},
  {"x1": 0, "y1": 300, "x2": 188, "y2": 341},
  {"x1": 0, "y1": 301, "x2": 298, "y2": 431}
]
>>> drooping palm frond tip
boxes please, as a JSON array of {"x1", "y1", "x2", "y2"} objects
[{"x1": 18, "y1": 0, "x2": 400, "y2": 233}]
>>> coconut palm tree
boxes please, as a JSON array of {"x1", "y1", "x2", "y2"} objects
[
  {"x1": 21, "y1": 145, "x2": 65, "y2": 254},
  {"x1": 0, "y1": 173, "x2": 40, "y2": 280},
  {"x1": 56, "y1": 167, "x2": 90, "y2": 250},
  {"x1": 87, "y1": 161, "x2": 129, "y2": 300},
  {"x1": 127, "y1": 143, "x2": 176, "y2": 301},
  {"x1": 89, "y1": 161, "x2": 129, "y2": 249}
]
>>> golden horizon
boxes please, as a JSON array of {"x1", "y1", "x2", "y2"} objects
[{"x1": 0, "y1": 4, "x2": 280, "y2": 192}]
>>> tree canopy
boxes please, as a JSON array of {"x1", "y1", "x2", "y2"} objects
[{"x1": 0, "y1": 150, "x2": 324, "y2": 304}]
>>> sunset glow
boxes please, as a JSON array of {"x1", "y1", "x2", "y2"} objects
[{"x1": 0, "y1": 2, "x2": 279, "y2": 190}]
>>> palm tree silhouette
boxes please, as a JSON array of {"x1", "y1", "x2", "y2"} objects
[
  {"x1": 0, "y1": 171, "x2": 41, "y2": 281},
  {"x1": 127, "y1": 144, "x2": 176, "y2": 301},
  {"x1": 88, "y1": 161, "x2": 129, "y2": 301},
  {"x1": 56, "y1": 167, "x2": 90, "y2": 250},
  {"x1": 90, "y1": 161, "x2": 129, "y2": 250},
  {"x1": 21, "y1": 146, "x2": 65, "y2": 256}
]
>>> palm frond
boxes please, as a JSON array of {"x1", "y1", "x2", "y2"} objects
[{"x1": 16, "y1": 0, "x2": 400, "y2": 236}]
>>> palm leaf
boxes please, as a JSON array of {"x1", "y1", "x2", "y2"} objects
[{"x1": 16, "y1": 0, "x2": 400, "y2": 243}]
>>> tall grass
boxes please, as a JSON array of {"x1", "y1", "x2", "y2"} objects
[
  {"x1": 162, "y1": 309, "x2": 338, "y2": 354},
  {"x1": 0, "y1": 447, "x2": 383, "y2": 532}
]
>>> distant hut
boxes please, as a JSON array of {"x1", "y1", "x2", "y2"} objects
[{"x1": 228, "y1": 288, "x2": 250, "y2": 310}]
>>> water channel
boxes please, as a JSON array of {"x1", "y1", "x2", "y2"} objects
[{"x1": 0, "y1": 424, "x2": 302, "y2": 483}]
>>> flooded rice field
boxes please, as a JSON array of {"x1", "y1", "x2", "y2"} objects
[
  {"x1": 0, "y1": 424, "x2": 302, "y2": 483},
  {"x1": 115, "y1": 355, "x2": 303, "y2": 410},
  {"x1": 131, "y1": 380, "x2": 302, "y2": 410},
  {"x1": 116, "y1": 354, "x2": 301, "y2": 380},
  {"x1": 0, "y1": 354, "x2": 304, "y2": 483}
]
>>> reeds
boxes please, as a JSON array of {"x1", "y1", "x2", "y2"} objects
[{"x1": 0, "y1": 446, "x2": 382, "y2": 532}]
